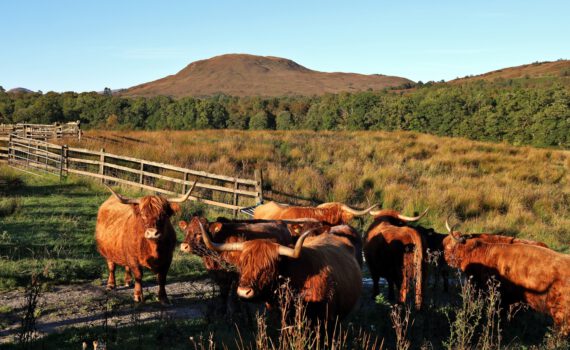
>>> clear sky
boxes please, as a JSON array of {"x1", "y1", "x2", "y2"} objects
[{"x1": 1, "y1": 0, "x2": 569, "y2": 92}]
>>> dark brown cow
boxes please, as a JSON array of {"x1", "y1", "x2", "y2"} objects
[
  {"x1": 443, "y1": 223, "x2": 570, "y2": 336},
  {"x1": 95, "y1": 183, "x2": 195, "y2": 304},
  {"x1": 201, "y1": 224, "x2": 362, "y2": 323},
  {"x1": 364, "y1": 209, "x2": 428, "y2": 309},
  {"x1": 253, "y1": 201, "x2": 378, "y2": 225},
  {"x1": 329, "y1": 225, "x2": 363, "y2": 267}
]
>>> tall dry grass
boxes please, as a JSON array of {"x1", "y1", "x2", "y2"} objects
[{"x1": 60, "y1": 129, "x2": 570, "y2": 251}]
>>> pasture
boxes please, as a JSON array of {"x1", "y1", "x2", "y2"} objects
[{"x1": 1, "y1": 129, "x2": 569, "y2": 349}]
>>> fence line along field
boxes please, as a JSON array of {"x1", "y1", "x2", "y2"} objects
[{"x1": 1, "y1": 127, "x2": 569, "y2": 349}]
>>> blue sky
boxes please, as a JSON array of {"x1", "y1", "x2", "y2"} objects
[{"x1": 1, "y1": 0, "x2": 569, "y2": 92}]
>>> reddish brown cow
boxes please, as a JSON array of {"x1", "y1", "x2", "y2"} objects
[
  {"x1": 418, "y1": 224, "x2": 548, "y2": 293},
  {"x1": 443, "y1": 223, "x2": 570, "y2": 336},
  {"x1": 201, "y1": 224, "x2": 362, "y2": 323},
  {"x1": 253, "y1": 201, "x2": 378, "y2": 225},
  {"x1": 364, "y1": 209, "x2": 428, "y2": 309},
  {"x1": 95, "y1": 183, "x2": 195, "y2": 304},
  {"x1": 178, "y1": 217, "x2": 328, "y2": 316}
]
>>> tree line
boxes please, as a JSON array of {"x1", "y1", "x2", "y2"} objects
[{"x1": 1, "y1": 77, "x2": 569, "y2": 148}]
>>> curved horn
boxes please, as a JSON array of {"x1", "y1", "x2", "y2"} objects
[
  {"x1": 277, "y1": 228, "x2": 316, "y2": 259},
  {"x1": 168, "y1": 180, "x2": 197, "y2": 203},
  {"x1": 445, "y1": 219, "x2": 461, "y2": 242},
  {"x1": 199, "y1": 221, "x2": 244, "y2": 252},
  {"x1": 341, "y1": 204, "x2": 379, "y2": 216},
  {"x1": 397, "y1": 208, "x2": 429, "y2": 222},
  {"x1": 105, "y1": 185, "x2": 139, "y2": 205}
]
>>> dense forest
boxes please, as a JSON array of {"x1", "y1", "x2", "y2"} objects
[{"x1": 1, "y1": 76, "x2": 569, "y2": 148}]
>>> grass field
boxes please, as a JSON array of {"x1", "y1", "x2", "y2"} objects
[
  {"x1": 0, "y1": 165, "x2": 208, "y2": 290},
  {"x1": 62, "y1": 129, "x2": 570, "y2": 252},
  {"x1": 2, "y1": 129, "x2": 570, "y2": 349}
]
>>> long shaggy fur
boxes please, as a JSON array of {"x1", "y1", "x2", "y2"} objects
[{"x1": 443, "y1": 237, "x2": 570, "y2": 336}]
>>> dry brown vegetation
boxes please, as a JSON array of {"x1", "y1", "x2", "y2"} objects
[
  {"x1": 60, "y1": 129, "x2": 570, "y2": 252},
  {"x1": 121, "y1": 54, "x2": 413, "y2": 97},
  {"x1": 452, "y1": 59, "x2": 570, "y2": 83}
]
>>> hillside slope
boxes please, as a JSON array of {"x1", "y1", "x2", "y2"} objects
[
  {"x1": 121, "y1": 54, "x2": 413, "y2": 97},
  {"x1": 452, "y1": 60, "x2": 570, "y2": 83}
]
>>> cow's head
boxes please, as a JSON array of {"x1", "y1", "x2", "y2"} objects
[
  {"x1": 318, "y1": 202, "x2": 379, "y2": 223},
  {"x1": 178, "y1": 216, "x2": 211, "y2": 254},
  {"x1": 441, "y1": 219, "x2": 471, "y2": 267},
  {"x1": 368, "y1": 208, "x2": 429, "y2": 226},
  {"x1": 200, "y1": 222, "x2": 314, "y2": 300},
  {"x1": 106, "y1": 182, "x2": 195, "y2": 240}
]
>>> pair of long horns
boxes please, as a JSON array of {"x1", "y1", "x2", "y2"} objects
[
  {"x1": 106, "y1": 180, "x2": 197, "y2": 204},
  {"x1": 369, "y1": 208, "x2": 429, "y2": 222},
  {"x1": 199, "y1": 221, "x2": 315, "y2": 259},
  {"x1": 341, "y1": 204, "x2": 379, "y2": 216}
]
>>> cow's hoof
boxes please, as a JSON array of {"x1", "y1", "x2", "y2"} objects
[
  {"x1": 106, "y1": 284, "x2": 115, "y2": 291},
  {"x1": 124, "y1": 282, "x2": 132, "y2": 288},
  {"x1": 159, "y1": 298, "x2": 172, "y2": 307},
  {"x1": 134, "y1": 295, "x2": 143, "y2": 303}
]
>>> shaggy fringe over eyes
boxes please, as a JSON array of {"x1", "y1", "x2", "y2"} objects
[
  {"x1": 138, "y1": 196, "x2": 172, "y2": 222},
  {"x1": 239, "y1": 240, "x2": 280, "y2": 291}
]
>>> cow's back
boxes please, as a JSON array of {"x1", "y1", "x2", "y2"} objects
[
  {"x1": 95, "y1": 196, "x2": 137, "y2": 266},
  {"x1": 288, "y1": 234, "x2": 362, "y2": 320}
]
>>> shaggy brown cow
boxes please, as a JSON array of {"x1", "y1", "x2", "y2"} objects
[
  {"x1": 364, "y1": 209, "x2": 428, "y2": 309},
  {"x1": 253, "y1": 201, "x2": 378, "y2": 225},
  {"x1": 95, "y1": 183, "x2": 195, "y2": 304},
  {"x1": 178, "y1": 217, "x2": 328, "y2": 317},
  {"x1": 418, "y1": 223, "x2": 548, "y2": 293},
  {"x1": 201, "y1": 224, "x2": 362, "y2": 323},
  {"x1": 443, "y1": 222, "x2": 570, "y2": 336}
]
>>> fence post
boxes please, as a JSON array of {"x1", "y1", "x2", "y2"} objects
[
  {"x1": 139, "y1": 161, "x2": 144, "y2": 187},
  {"x1": 183, "y1": 172, "x2": 189, "y2": 194},
  {"x1": 254, "y1": 169, "x2": 263, "y2": 205},
  {"x1": 63, "y1": 145, "x2": 69, "y2": 177},
  {"x1": 99, "y1": 148, "x2": 105, "y2": 184},
  {"x1": 233, "y1": 179, "x2": 239, "y2": 218},
  {"x1": 7, "y1": 133, "x2": 12, "y2": 165}
]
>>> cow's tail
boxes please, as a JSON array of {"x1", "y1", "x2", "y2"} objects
[{"x1": 410, "y1": 229, "x2": 425, "y2": 310}]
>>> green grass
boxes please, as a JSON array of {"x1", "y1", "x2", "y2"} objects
[{"x1": 0, "y1": 165, "x2": 209, "y2": 290}]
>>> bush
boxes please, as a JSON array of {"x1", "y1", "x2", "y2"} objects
[{"x1": 276, "y1": 111, "x2": 294, "y2": 130}]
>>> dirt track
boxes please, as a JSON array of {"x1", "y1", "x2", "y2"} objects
[{"x1": 0, "y1": 279, "x2": 215, "y2": 344}]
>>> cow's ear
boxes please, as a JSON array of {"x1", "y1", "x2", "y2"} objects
[
  {"x1": 287, "y1": 224, "x2": 303, "y2": 236},
  {"x1": 210, "y1": 222, "x2": 223, "y2": 233},
  {"x1": 169, "y1": 203, "x2": 181, "y2": 214},
  {"x1": 178, "y1": 220, "x2": 188, "y2": 230}
]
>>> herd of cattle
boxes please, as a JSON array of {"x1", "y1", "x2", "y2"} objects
[{"x1": 94, "y1": 184, "x2": 570, "y2": 337}]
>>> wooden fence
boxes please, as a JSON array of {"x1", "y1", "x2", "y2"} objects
[
  {"x1": 1, "y1": 127, "x2": 263, "y2": 213},
  {"x1": 0, "y1": 121, "x2": 81, "y2": 140}
]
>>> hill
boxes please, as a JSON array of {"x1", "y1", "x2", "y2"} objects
[
  {"x1": 452, "y1": 59, "x2": 570, "y2": 83},
  {"x1": 121, "y1": 54, "x2": 413, "y2": 97},
  {"x1": 7, "y1": 87, "x2": 34, "y2": 94}
]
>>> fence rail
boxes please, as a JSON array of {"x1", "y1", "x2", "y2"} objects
[{"x1": 1, "y1": 125, "x2": 262, "y2": 213}]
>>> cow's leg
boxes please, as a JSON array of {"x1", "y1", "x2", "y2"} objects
[
  {"x1": 157, "y1": 270, "x2": 170, "y2": 305},
  {"x1": 399, "y1": 265, "x2": 409, "y2": 305},
  {"x1": 131, "y1": 266, "x2": 144, "y2": 303},
  {"x1": 124, "y1": 266, "x2": 132, "y2": 287},
  {"x1": 442, "y1": 268, "x2": 449, "y2": 293},
  {"x1": 106, "y1": 260, "x2": 116, "y2": 291}
]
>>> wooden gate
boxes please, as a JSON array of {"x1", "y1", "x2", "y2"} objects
[{"x1": 7, "y1": 133, "x2": 66, "y2": 177}]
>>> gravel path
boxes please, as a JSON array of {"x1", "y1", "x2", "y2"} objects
[{"x1": 0, "y1": 279, "x2": 215, "y2": 344}]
